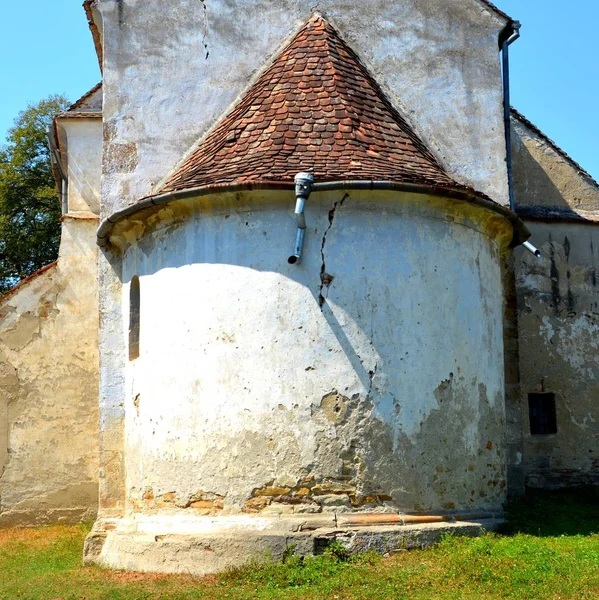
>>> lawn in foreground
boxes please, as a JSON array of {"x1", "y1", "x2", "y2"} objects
[{"x1": 0, "y1": 490, "x2": 597, "y2": 600}]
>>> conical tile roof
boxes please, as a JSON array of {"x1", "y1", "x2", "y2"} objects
[{"x1": 160, "y1": 14, "x2": 466, "y2": 195}]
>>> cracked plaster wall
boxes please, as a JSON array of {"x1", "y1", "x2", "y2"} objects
[
  {"x1": 119, "y1": 190, "x2": 510, "y2": 516},
  {"x1": 95, "y1": 0, "x2": 512, "y2": 515}
]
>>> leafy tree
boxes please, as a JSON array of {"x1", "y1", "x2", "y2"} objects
[{"x1": 0, "y1": 95, "x2": 69, "y2": 293}]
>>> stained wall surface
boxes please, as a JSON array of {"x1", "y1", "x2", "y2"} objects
[
  {"x1": 512, "y1": 114, "x2": 599, "y2": 489},
  {"x1": 119, "y1": 191, "x2": 511, "y2": 516},
  {"x1": 515, "y1": 224, "x2": 599, "y2": 488}
]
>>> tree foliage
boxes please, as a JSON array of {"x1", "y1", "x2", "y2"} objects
[{"x1": 0, "y1": 95, "x2": 69, "y2": 293}]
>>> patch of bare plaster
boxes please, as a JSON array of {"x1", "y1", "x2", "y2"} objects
[
  {"x1": 103, "y1": 120, "x2": 117, "y2": 143},
  {"x1": 0, "y1": 288, "x2": 60, "y2": 351},
  {"x1": 321, "y1": 390, "x2": 351, "y2": 424},
  {"x1": 378, "y1": 376, "x2": 506, "y2": 513},
  {"x1": 103, "y1": 143, "x2": 139, "y2": 174},
  {"x1": 0, "y1": 360, "x2": 18, "y2": 480},
  {"x1": 0, "y1": 313, "x2": 40, "y2": 352},
  {"x1": 306, "y1": 392, "x2": 398, "y2": 513}
]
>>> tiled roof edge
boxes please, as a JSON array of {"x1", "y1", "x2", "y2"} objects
[
  {"x1": 83, "y1": 1, "x2": 103, "y2": 74},
  {"x1": 511, "y1": 107, "x2": 599, "y2": 190},
  {"x1": 68, "y1": 82, "x2": 102, "y2": 112},
  {"x1": 516, "y1": 205, "x2": 599, "y2": 224},
  {"x1": 97, "y1": 180, "x2": 530, "y2": 249}
]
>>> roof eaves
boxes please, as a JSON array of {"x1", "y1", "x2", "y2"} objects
[
  {"x1": 516, "y1": 205, "x2": 599, "y2": 224},
  {"x1": 83, "y1": 1, "x2": 103, "y2": 74},
  {"x1": 56, "y1": 111, "x2": 103, "y2": 120},
  {"x1": 511, "y1": 107, "x2": 599, "y2": 190},
  {"x1": 97, "y1": 179, "x2": 529, "y2": 249}
]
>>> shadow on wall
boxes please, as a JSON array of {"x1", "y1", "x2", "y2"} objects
[{"x1": 511, "y1": 125, "x2": 597, "y2": 220}]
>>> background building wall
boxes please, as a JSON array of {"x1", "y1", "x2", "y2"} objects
[
  {"x1": 0, "y1": 219, "x2": 99, "y2": 525},
  {"x1": 515, "y1": 223, "x2": 599, "y2": 488},
  {"x1": 0, "y1": 115, "x2": 102, "y2": 526},
  {"x1": 511, "y1": 114, "x2": 599, "y2": 489}
]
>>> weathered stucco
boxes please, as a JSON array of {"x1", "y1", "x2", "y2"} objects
[
  {"x1": 515, "y1": 222, "x2": 599, "y2": 488},
  {"x1": 88, "y1": 186, "x2": 513, "y2": 572},
  {"x1": 0, "y1": 112, "x2": 102, "y2": 526},
  {"x1": 93, "y1": 0, "x2": 514, "y2": 528},
  {"x1": 0, "y1": 219, "x2": 99, "y2": 525},
  {"x1": 511, "y1": 113, "x2": 599, "y2": 489},
  {"x1": 122, "y1": 189, "x2": 510, "y2": 515}
]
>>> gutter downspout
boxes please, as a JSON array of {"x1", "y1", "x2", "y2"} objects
[
  {"x1": 501, "y1": 21, "x2": 540, "y2": 258},
  {"x1": 288, "y1": 172, "x2": 314, "y2": 265},
  {"x1": 501, "y1": 21, "x2": 520, "y2": 214}
]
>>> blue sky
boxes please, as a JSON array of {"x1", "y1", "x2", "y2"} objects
[{"x1": 1, "y1": 1, "x2": 597, "y2": 181}]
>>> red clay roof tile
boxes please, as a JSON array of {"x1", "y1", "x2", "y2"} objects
[{"x1": 159, "y1": 14, "x2": 467, "y2": 195}]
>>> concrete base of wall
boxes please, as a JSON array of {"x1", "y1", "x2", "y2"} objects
[{"x1": 84, "y1": 513, "x2": 503, "y2": 575}]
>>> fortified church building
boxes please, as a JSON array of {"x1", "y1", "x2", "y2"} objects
[{"x1": 0, "y1": 0, "x2": 597, "y2": 574}]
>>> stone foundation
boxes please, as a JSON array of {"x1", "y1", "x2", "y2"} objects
[{"x1": 84, "y1": 512, "x2": 502, "y2": 575}]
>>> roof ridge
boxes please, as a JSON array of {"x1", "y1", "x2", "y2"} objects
[
  {"x1": 157, "y1": 13, "x2": 468, "y2": 197},
  {"x1": 511, "y1": 107, "x2": 599, "y2": 190}
]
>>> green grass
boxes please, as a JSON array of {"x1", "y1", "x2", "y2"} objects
[{"x1": 0, "y1": 490, "x2": 598, "y2": 599}]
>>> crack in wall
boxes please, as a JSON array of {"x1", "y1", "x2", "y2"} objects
[
  {"x1": 200, "y1": 0, "x2": 210, "y2": 60},
  {"x1": 318, "y1": 194, "x2": 348, "y2": 307}
]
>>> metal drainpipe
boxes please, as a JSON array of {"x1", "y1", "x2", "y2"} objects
[
  {"x1": 502, "y1": 21, "x2": 520, "y2": 214},
  {"x1": 502, "y1": 22, "x2": 540, "y2": 258},
  {"x1": 288, "y1": 172, "x2": 314, "y2": 265}
]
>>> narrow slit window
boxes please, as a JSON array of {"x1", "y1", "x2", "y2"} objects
[
  {"x1": 528, "y1": 393, "x2": 557, "y2": 435},
  {"x1": 129, "y1": 275, "x2": 140, "y2": 361}
]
